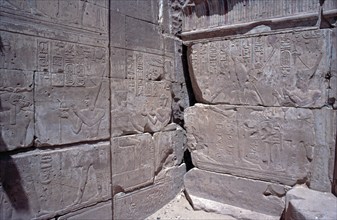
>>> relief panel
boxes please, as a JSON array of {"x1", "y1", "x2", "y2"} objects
[
  {"x1": 0, "y1": 142, "x2": 111, "y2": 220},
  {"x1": 111, "y1": 79, "x2": 172, "y2": 137},
  {"x1": 0, "y1": 0, "x2": 108, "y2": 33},
  {"x1": 185, "y1": 104, "x2": 336, "y2": 186},
  {"x1": 189, "y1": 29, "x2": 334, "y2": 108},
  {"x1": 35, "y1": 39, "x2": 109, "y2": 146},
  {"x1": 0, "y1": 70, "x2": 34, "y2": 151},
  {"x1": 112, "y1": 133, "x2": 155, "y2": 192}
]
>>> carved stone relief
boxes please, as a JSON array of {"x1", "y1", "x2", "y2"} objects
[
  {"x1": 111, "y1": 78, "x2": 172, "y2": 136},
  {"x1": 188, "y1": 29, "x2": 334, "y2": 108},
  {"x1": 185, "y1": 104, "x2": 336, "y2": 187},
  {"x1": 0, "y1": 142, "x2": 111, "y2": 220},
  {"x1": 35, "y1": 39, "x2": 109, "y2": 146}
]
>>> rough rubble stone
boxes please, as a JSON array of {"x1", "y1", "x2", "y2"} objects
[
  {"x1": 184, "y1": 168, "x2": 287, "y2": 218},
  {"x1": 0, "y1": 142, "x2": 111, "y2": 220},
  {"x1": 285, "y1": 186, "x2": 337, "y2": 220},
  {"x1": 188, "y1": 29, "x2": 335, "y2": 108},
  {"x1": 185, "y1": 104, "x2": 336, "y2": 189},
  {"x1": 114, "y1": 164, "x2": 186, "y2": 220}
]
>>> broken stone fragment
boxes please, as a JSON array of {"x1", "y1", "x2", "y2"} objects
[{"x1": 285, "y1": 186, "x2": 337, "y2": 220}]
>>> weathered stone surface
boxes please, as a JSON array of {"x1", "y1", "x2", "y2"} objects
[
  {"x1": 153, "y1": 126, "x2": 187, "y2": 175},
  {"x1": 0, "y1": 142, "x2": 111, "y2": 220},
  {"x1": 182, "y1": 0, "x2": 326, "y2": 32},
  {"x1": 184, "y1": 168, "x2": 287, "y2": 218},
  {"x1": 58, "y1": 201, "x2": 112, "y2": 220},
  {"x1": 34, "y1": 39, "x2": 109, "y2": 146},
  {"x1": 112, "y1": 133, "x2": 155, "y2": 193},
  {"x1": 112, "y1": 126, "x2": 186, "y2": 193},
  {"x1": 0, "y1": 70, "x2": 34, "y2": 152},
  {"x1": 188, "y1": 29, "x2": 334, "y2": 107},
  {"x1": 114, "y1": 164, "x2": 186, "y2": 220},
  {"x1": 285, "y1": 186, "x2": 337, "y2": 220},
  {"x1": 185, "y1": 104, "x2": 336, "y2": 188},
  {"x1": 111, "y1": 79, "x2": 172, "y2": 136}
]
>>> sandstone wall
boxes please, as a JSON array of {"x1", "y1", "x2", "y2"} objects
[
  {"x1": 0, "y1": 1, "x2": 188, "y2": 219},
  {"x1": 182, "y1": 0, "x2": 337, "y2": 218}
]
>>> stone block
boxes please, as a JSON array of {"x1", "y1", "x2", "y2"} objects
[
  {"x1": 58, "y1": 201, "x2": 112, "y2": 220},
  {"x1": 188, "y1": 29, "x2": 335, "y2": 108},
  {"x1": 34, "y1": 38, "x2": 109, "y2": 146},
  {"x1": 111, "y1": 79, "x2": 172, "y2": 136},
  {"x1": 0, "y1": 70, "x2": 34, "y2": 152},
  {"x1": 114, "y1": 164, "x2": 186, "y2": 220},
  {"x1": 285, "y1": 186, "x2": 337, "y2": 220},
  {"x1": 110, "y1": 0, "x2": 159, "y2": 24},
  {"x1": 184, "y1": 168, "x2": 287, "y2": 218},
  {"x1": 125, "y1": 16, "x2": 163, "y2": 54},
  {"x1": 185, "y1": 104, "x2": 336, "y2": 188},
  {"x1": 182, "y1": 0, "x2": 319, "y2": 32},
  {"x1": 112, "y1": 133, "x2": 155, "y2": 193},
  {"x1": 0, "y1": 0, "x2": 108, "y2": 34},
  {"x1": 110, "y1": 12, "x2": 125, "y2": 48},
  {"x1": 0, "y1": 142, "x2": 111, "y2": 220},
  {"x1": 153, "y1": 127, "x2": 187, "y2": 175}
]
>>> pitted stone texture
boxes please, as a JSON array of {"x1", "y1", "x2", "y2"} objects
[
  {"x1": 285, "y1": 186, "x2": 337, "y2": 220},
  {"x1": 114, "y1": 164, "x2": 186, "y2": 220},
  {"x1": 182, "y1": 0, "x2": 322, "y2": 32},
  {"x1": 0, "y1": 70, "x2": 34, "y2": 152},
  {"x1": 58, "y1": 201, "x2": 112, "y2": 220},
  {"x1": 111, "y1": 79, "x2": 172, "y2": 136},
  {"x1": 34, "y1": 39, "x2": 109, "y2": 146},
  {"x1": 185, "y1": 104, "x2": 336, "y2": 188},
  {"x1": 188, "y1": 29, "x2": 334, "y2": 107},
  {"x1": 0, "y1": 142, "x2": 111, "y2": 220},
  {"x1": 184, "y1": 168, "x2": 287, "y2": 218}
]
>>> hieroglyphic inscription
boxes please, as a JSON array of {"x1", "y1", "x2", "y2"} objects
[
  {"x1": 189, "y1": 30, "x2": 332, "y2": 107},
  {"x1": 0, "y1": 142, "x2": 111, "y2": 220},
  {"x1": 35, "y1": 39, "x2": 109, "y2": 146},
  {"x1": 111, "y1": 78, "x2": 172, "y2": 137},
  {"x1": 184, "y1": 104, "x2": 327, "y2": 185},
  {"x1": 112, "y1": 134, "x2": 154, "y2": 192}
]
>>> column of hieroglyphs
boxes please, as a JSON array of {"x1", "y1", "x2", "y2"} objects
[{"x1": 182, "y1": 0, "x2": 337, "y2": 219}]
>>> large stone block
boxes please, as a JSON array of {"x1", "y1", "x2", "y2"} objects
[
  {"x1": 0, "y1": 142, "x2": 111, "y2": 220},
  {"x1": 0, "y1": 70, "x2": 34, "y2": 152},
  {"x1": 285, "y1": 186, "x2": 337, "y2": 220},
  {"x1": 184, "y1": 168, "x2": 287, "y2": 218},
  {"x1": 182, "y1": 0, "x2": 321, "y2": 32},
  {"x1": 111, "y1": 79, "x2": 172, "y2": 136},
  {"x1": 34, "y1": 38, "x2": 109, "y2": 146},
  {"x1": 185, "y1": 104, "x2": 336, "y2": 189},
  {"x1": 188, "y1": 29, "x2": 335, "y2": 108},
  {"x1": 114, "y1": 164, "x2": 186, "y2": 220}
]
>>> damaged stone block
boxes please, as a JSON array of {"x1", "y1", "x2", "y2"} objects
[
  {"x1": 184, "y1": 168, "x2": 287, "y2": 218},
  {"x1": 114, "y1": 164, "x2": 186, "y2": 220},
  {"x1": 0, "y1": 142, "x2": 111, "y2": 220},
  {"x1": 185, "y1": 104, "x2": 336, "y2": 189},
  {"x1": 285, "y1": 186, "x2": 337, "y2": 220}
]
